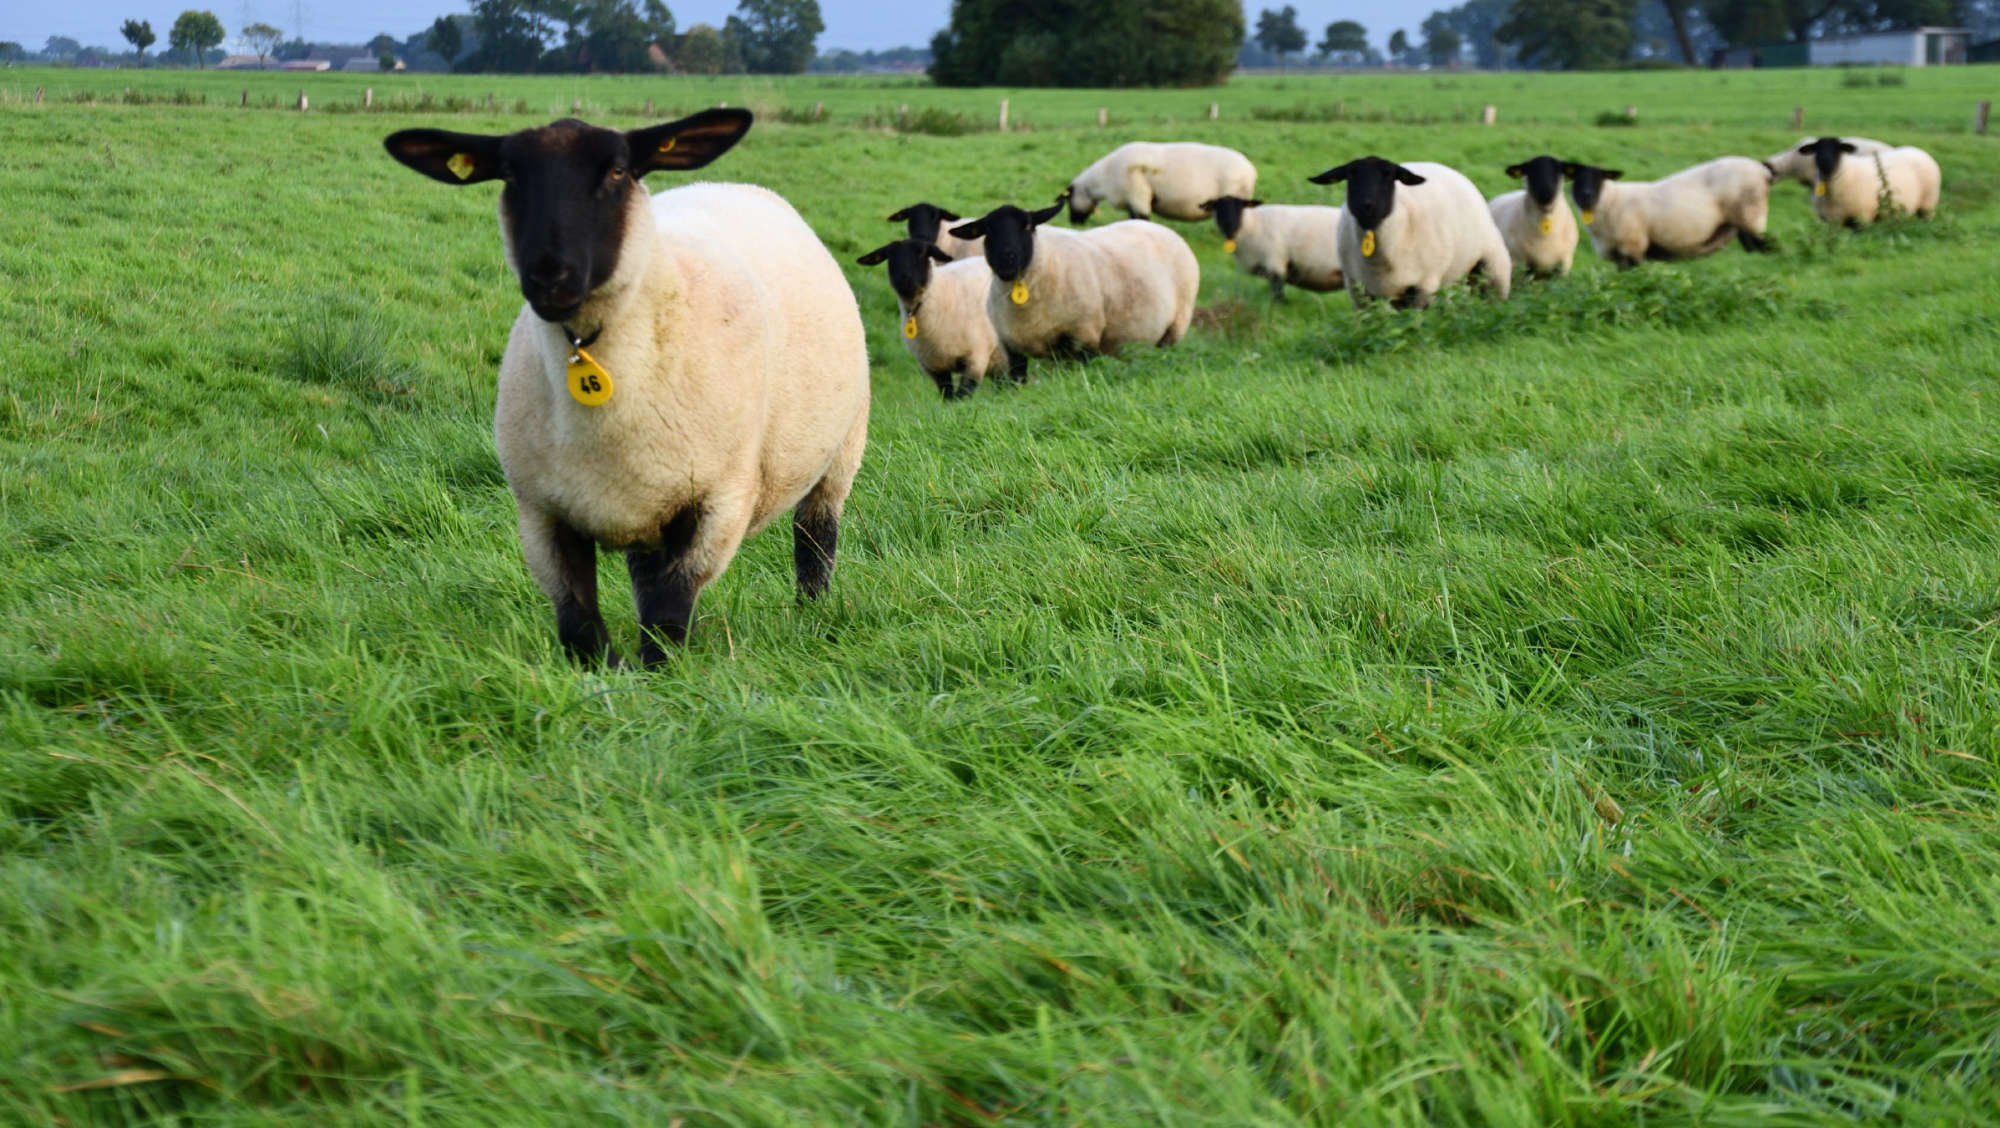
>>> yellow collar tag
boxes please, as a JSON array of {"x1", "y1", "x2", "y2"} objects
[
  {"x1": 1010, "y1": 281, "x2": 1029, "y2": 305},
  {"x1": 567, "y1": 347, "x2": 614, "y2": 406},
  {"x1": 1222, "y1": 238, "x2": 1237, "y2": 253},
  {"x1": 1580, "y1": 209, "x2": 1594, "y2": 225},
  {"x1": 1360, "y1": 230, "x2": 1376, "y2": 258},
  {"x1": 1814, "y1": 181, "x2": 1827, "y2": 197},
  {"x1": 447, "y1": 152, "x2": 477, "y2": 180},
  {"x1": 903, "y1": 314, "x2": 919, "y2": 339},
  {"x1": 1539, "y1": 215, "x2": 1553, "y2": 235}
]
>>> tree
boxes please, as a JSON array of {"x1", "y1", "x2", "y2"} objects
[
  {"x1": 1425, "y1": 25, "x2": 1462, "y2": 65},
  {"x1": 1254, "y1": 6, "x2": 1308, "y2": 68},
  {"x1": 559, "y1": 0, "x2": 676, "y2": 72},
  {"x1": 1388, "y1": 27, "x2": 1409, "y2": 59},
  {"x1": 45, "y1": 36, "x2": 84, "y2": 59},
  {"x1": 1497, "y1": 0, "x2": 1636, "y2": 69},
  {"x1": 1318, "y1": 19, "x2": 1369, "y2": 63},
  {"x1": 169, "y1": 11, "x2": 224, "y2": 68},
  {"x1": 121, "y1": 19, "x2": 157, "y2": 66},
  {"x1": 461, "y1": 0, "x2": 556, "y2": 71},
  {"x1": 1658, "y1": 0, "x2": 1698, "y2": 62},
  {"x1": 931, "y1": 0, "x2": 1240, "y2": 87},
  {"x1": 1424, "y1": 0, "x2": 1516, "y2": 69},
  {"x1": 424, "y1": 16, "x2": 462, "y2": 66},
  {"x1": 725, "y1": 0, "x2": 821, "y2": 74},
  {"x1": 675, "y1": 22, "x2": 735, "y2": 73},
  {"x1": 0, "y1": 42, "x2": 24, "y2": 63},
  {"x1": 242, "y1": 22, "x2": 282, "y2": 68}
]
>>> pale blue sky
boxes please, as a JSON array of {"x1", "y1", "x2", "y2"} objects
[{"x1": 10, "y1": 1, "x2": 1449, "y2": 55}]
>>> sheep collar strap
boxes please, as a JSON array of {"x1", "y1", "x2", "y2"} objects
[{"x1": 562, "y1": 324, "x2": 613, "y2": 407}]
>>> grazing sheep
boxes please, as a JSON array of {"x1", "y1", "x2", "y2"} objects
[
  {"x1": 948, "y1": 201, "x2": 1199, "y2": 381},
  {"x1": 855, "y1": 238, "x2": 1008, "y2": 400},
  {"x1": 1767, "y1": 136, "x2": 1889, "y2": 188},
  {"x1": 1063, "y1": 141, "x2": 1257, "y2": 224},
  {"x1": 1199, "y1": 195, "x2": 1345, "y2": 300},
  {"x1": 1565, "y1": 157, "x2": 1776, "y2": 267},
  {"x1": 1307, "y1": 156, "x2": 1512, "y2": 309},
  {"x1": 1488, "y1": 154, "x2": 1578, "y2": 279},
  {"x1": 382, "y1": 111, "x2": 869, "y2": 666},
  {"x1": 1796, "y1": 139, "x2": 1941, "y2": 226},
  {"x1": 887, "y1": 201, "x2": 983, "y2": 260}
]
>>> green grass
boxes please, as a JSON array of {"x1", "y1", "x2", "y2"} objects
[{"x1": 3, "y1": 70, "x2": 2000, "y2": 1123}]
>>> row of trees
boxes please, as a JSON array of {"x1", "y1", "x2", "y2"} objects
[
  {"x1": 929, "y1": 0, "x2": 1243, "y2": 86},
  {"x1": 423, "y1": 0, "x2": 825, "y2": 74},
  {"x1": 1248, "y1": 9, "x2": 1465, "y2": 68}
]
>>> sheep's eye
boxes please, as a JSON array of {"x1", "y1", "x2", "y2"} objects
[{"x1": 608, "y1": 166, "x2": 626, "y2": 181}]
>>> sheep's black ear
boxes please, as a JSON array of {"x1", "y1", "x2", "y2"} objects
[
  {"x1": 627, "y1": 108, "x2": 753, "y2": 177},
  {"x1": 1603, "y1": 169, "x2": 1625, "y2": 180},
  {"x1": 1029, "y1": 201, "x2": 1064, "y2": 225},
  {"x1": 856, "y1": 243, "x2": 897, "y2": 266},
  {"x1": 1505, "y1": 163, "x2": 1525, "y2": 179},
  {"x1": 886, "y1": 206, "x2": 914, "y2": 222},
  {"x1": 1307, "y1": 162, "x2": 1353, "y2": 184},
  {"x1": 1797, "y1": 142, "x2": 1819, "y2": 154},
  {"x1": 937, "y1": 207, "x2": 961, "y2": 221},
  {"x1": 1561, "y1": 161, "x2": 1582, "y2": 177},
  {"x1": 926, "y1": 244, "x2": 952, "y2": 264},
  {"x1": 1056, "y1": 186, "x2": 1074, "y2": 201},
  {"x1": 1198, "y1": 197, "x2": 1220, "y2": 212},
  {"x1": 1246, "y1": 198, "x2": 1264, "y2": 208},
  {"x1": 1393, "y1": 165, "x2": 1427, "y2": 186},
  {"x1": 949, "y1": 219, "x2": 986, "y2": 240},
  {"x1": 1840, "y1": 141, "x2": 1857, "y2": 153},
  {"x1": 383, "y1": 129, "x2": 505, "y2": 185}
]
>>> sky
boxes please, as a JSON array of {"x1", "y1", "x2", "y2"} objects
[{"x1": 9, "y1": 1, "x2": 1453, "y2": 55}]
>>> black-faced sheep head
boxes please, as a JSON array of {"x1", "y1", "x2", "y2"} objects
[
  {"x1": 1799, "y1": 137, "x2": 1860, "y2": 189},
  {"x1": 950, "y1": 202, "x2": 1065, "y2": 283},
  {"x1": 1562, "y1": 162, "x2": 1625, "y2": 216},
  {"x1": 383, "y1": 109, "x2": 753, "y2": 324},
  {"x1": 887, "y1": 203, "x2": 963, "y2": 246},
  {"x1": 1308, "y1": 157, "x2": 1426, "y2": 233},
  {"x1": 1058, "y1": 183, "x2": 1095, "y2": 225},
  {"x1": 1505, "y1": 155, "x2": 1567, "y2": 208},
  {"x1": 1199, "y1": 196, "x2": 1264, "y2": 242},
  {"x1": 856, "y1": 238, "x2": 952, "y2": 304}
]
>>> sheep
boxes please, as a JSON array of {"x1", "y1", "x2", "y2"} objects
[
  {"x1": 1307, "y1": 156, "x2": 1512, "y2": 309},
  {"x1": 887, "y1": 201, "x2": 983, "y2": 260},
  {"x1": 1063, "y1": 142, "x2": 1257, "y2": 224},
  {"x1": 1795, "y1": 139, "x2": 1941, "y2": 227},
  {"x1": 1565, "y1": 157, "x2": 1776, "y2": 267},
  {"x1": 1488, "y1": 154, "x2": 1578, "y2": 280},
  {"x1": 1766, "y1": 136, "x2": 1890, "y2": 188},
  {"x1": 855, "y1": 238, "x2": 1008, "y2": 399},
  {"x1": 947, "y1": 201, "x2": 1199, "y2": 381},
  {"x1": 382, "y1": 110, "x2": 869, "y2": 666},
  {"x1": 1198, "y1": 195, "x2": 1345, "y2": 300}
]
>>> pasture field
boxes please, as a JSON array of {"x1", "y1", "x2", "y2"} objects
[{"x1": 3, "y1": 67, "x2": 2000, "y2": 1124}]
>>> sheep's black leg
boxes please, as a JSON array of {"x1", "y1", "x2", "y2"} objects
[
  {"x1": 928, "y1": 368, "x2": 967, "y2": 400},
  {"x1": 1005, "y1": 347, "x2": 1030, "y2": 384},
  {"x1": 1268, "y1": 274, "x2": 1286, "y2": 301},
  {"x1": 549, "y1": 520, "x2": 614, "y2": 665},
  {"x1": 627, "y1": 505, "x2": 701, "y2": 666},
  {"x1": 1738, "y1": 229, "x2": 1774, "y2": 253},
  {"x1": 793, "y1": 498, "x2": 840, "y2": 604}
]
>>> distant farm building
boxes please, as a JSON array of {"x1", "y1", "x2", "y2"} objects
[
  {"x1": 281, "y1": 59, "x2": 332, "y2": 72},
  {"x1": 341, "y1": 56, "x2": 405, "y2": 72},
  {"x1": 1715, "y1": 27, "x2": 1970, "y2": 68}
]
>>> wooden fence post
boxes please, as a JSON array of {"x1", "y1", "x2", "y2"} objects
[
  {"x1": 487, "y1": 91, "x2": 495, "y2": 110},
  {"x1": 1208, "y1": 101, "x2": 1219, "y2": 120},
  {"x1": 572, "y1": 97, "x2": 581, "y2": 112},
  {"x1": 813, "y1": 100, "x2": 824, "y2": 120},
  {"x1": 364, "y1": 87, "x2": 373, "y2": 108},
  {"x1": 1097, "y1": 107, "x2": 1107, "y2": 127},
  {"x1": 1482, "y1": 103, "x2": 1496, "y2": 125},
  {"x1": 998, "y1": 98, "x2": 1009, "y2": 131},
  {"x1": 297, "y1": 90, "x2": 308, "y2": 112},
  {"x1": 34, "y1": 86, "x2": 43, "y2": 103},
  {"x1": 643, "y1": 97, "x2": 653, "y2": 115},
  {"x1": 1791, "y1": 105, "x2": 1804, "y2": 130},
  {"x1": 1623, "y1": 103, "x2": 1636, "y2": 119},
  {"x1": 1978, "y1": 100, "x2": 1992, "y2": 135},
  {"x1": 240, "y1": 88, "x2": 247, "y2": 107}
]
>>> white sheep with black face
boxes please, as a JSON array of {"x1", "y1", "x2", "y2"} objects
[
  {"x1": 1308, "y1": 155, "x2": 1512, "y2": 309},
  {"x1": 1565, "y1": 157, "x2": 1777, "y2": 268},
  {"x1": 1794, "y1": 138, "x2": 1941, "y2": 227},
  {"x1": 1063, "y1": 141, "x2": 1258, "y2": 224},
  {"x1": 948, "y1": 201, "x2": 1199, "y2": 382},
  {"x1": 383, "y1": 110, "x2": 869, "y2": 666},
  {"x1": 1487, "y1": 154, "x2": 1578, "y2": 280},
  {"x1": 887, "y1": 201, "x2": 984, "y2": 261},
  {"x1": 855, "y1": 238, "x2": 1007, "y2": 399},
  {"x1": 1200, "y1": 195, "x2": 1346, "y2": 300},
  {"x1": 1767, "y1": 136, "x2": 1890, "y2": 188}
]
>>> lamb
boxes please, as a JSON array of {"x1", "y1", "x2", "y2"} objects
[
  {"x1": 1307, "y1": 156, "x2": 1512, "y2": 309},
  {"x1": 947, "y1": 201, "x2": 1199, "y2": 381},
  {"x1": 855, "y1": 238, "x2": 1008, "y2": 399},
  {"x1": 1198, "y1": 195, "x2": 1345, "y2": 299},
  {"x1": 1795, "y1": 139, "x2": 1941, "y2": 227},
  {"x1": 887, "y1": 201, "x2": 983, "y2": 260},
  {"x1": 1766, "y1": 136, "x2": 1890, "y2": 188},
  {"x1": 1063, "y1": 141, "x2": 1257, "y2": 224},
  {"x1": 1564, "y1": 157, "x2": 1776, "y2": 267},
  {"x1": 382, "y1": 110, "x2": 869, "y2": 666},
  {"x1": 1487, "y1": 154, "x2": 1578, "y2": 279}
]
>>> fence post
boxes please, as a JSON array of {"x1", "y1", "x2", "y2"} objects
[
  {"x1": 364, "y1": 87, "x2": 373, "y2": 108},
  {"x1": 1482, "y1": 103, "x2": 1496, "y2": 125},
  {"x1": 34, "y1": 86, "x2": 43, "y2": 103},
  {"x1": 1208, "y1": 101, "x2": 1219, "y2": 120},
  {"x1": 240, "y1": 88, "x2": 247, "y2": 107},
  {"x1": 1623, "y1": 103, "x2": 1636, "y2": 119},
  {"x1": 998, "y1": 98, "x2": 1008, "y2": 131},
  {"x1": 643, "y1": 97, "x2": 653, "y2": 116},
  {"x1": 487, "y1": 91, "x2": 495, "y2": 110},
  {"x1": 1791, "y1": 105, "x2": 1804, "y2": 130},
  {"x1": 1097, "y1": 107, "x2": 1107, "y2": 127},
  {"x1": 1978, "y1": 100, "x2": 1992, "y2": 135},
  {"x1": 573, "y1": 97, "x2": 581, "y2": 112},
  {"x1": 297, "y1": 90, "x2": 308, "y2": 112},
  {"x1": 813, "y1": 100, "x2": 824, "y2": 120}
]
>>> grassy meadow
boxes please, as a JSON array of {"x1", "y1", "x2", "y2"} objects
[{"x1": 3, "y1": 64, "x2": 2000, "y2": 1123}]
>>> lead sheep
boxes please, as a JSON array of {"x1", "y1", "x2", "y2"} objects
[
  {"x1": 1565, "y1": 157, "x2": 1776, "y2": 267},
  {"x1": 1766, "y1": 136, "x2": 1889, "y2": 188},
  {"x1": 1307, "y1": 156, "x2": 1511, "y2": 309},
  {"x1": 1488, "y1": 154, "x2": 1578, "y2": 280},
  {"x1": 382, "y1": 111, "x2": 869, "y2": 665},
  {"x1": 1796, "y1": 138, "x2": 1941, "y2": 227},
  {"x1": 948, "y1": 201, "x2": 1198, "y2": 381},
  {"x1": 887, "y1": 201, "x2": 983, "y2": 260},
  {"x1": 856, "y1": 238, "x2": 1007, "y2": 399},
  {"x1": 1063, "y1": 142, "x2": 1257, "y2": 224},
  {"x1": 1199, "y1": 195, "x2": 1345, "y2": 299}
]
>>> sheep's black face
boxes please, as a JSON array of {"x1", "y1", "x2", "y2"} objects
[
  {"x1": 856, "y1": 238, "x2": 950, "y2": 304},
  {"x1": 1801, "y1": 137, "x2": 1859, "y2": 185},
  {"x1": 1507, "y1": 156, "x2": 1565, "y2": 208},
  {"x1": 1563, "y1": 163, "x2": 1623, "y2": 214},
  {"x1": 1308, "y1": 156, "x2": 1426, "y2": 232},
  {"x1": 951, "y1": 202, "x2": 1064, "y2": 284},
  {"x1": 383, "y1": 109, "x2": 754, "y2": 325},
  {"x1": 888, "y1": 202, "x2": 960, "y2": 246},
  {"x1": 1203, "y1": 196, "x2": 1253, "y2": 240}
]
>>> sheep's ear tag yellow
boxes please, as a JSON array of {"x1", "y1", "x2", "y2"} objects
[
  {"x1": 1010, "y1": 282, "x2": 1029, "y2": 305},
  {"x1": 659, "y1": 137, "x2": 677, "y2": 154},
  {"x1": 567, "y1": 348, "x2": 614, "y2": 406},
  {"x1": 903, "y1": 315, "x2": 919, "y2": 339},
  {"x1": 1580, "y1": 209, "x2": 1594, "y2": 225},
  {"x1": 447, "y1": 152, "x2": 477, "y2": 181},
  {"x1": 1360, "y1": 230, "x2": 1376, "y2": 257},
  {"x1": 1222, "y1": 238, "x2": 1236, "y2": 253},
  {"x1": 1814, "y1": 181, "x2": 1827, "y2": 197},
  {"x1": 1539, "y1": 216, "x2": 1553, "y2": 235}
]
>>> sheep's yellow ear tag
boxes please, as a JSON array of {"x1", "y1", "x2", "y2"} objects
[
  {"x1": 660, "y1": 137, "x2": 677, "y2": 154},
  {"x1": 1223, "y1": 238, "x2": 1237, "y2": 253},
  {"x1": 1010, "y1": 281, "x2": 1029, "y2": 305},
  {"x1": 1539, "y1": 216, "x2": 1553, "y2": 235},
  {"x1": 1814, "y1": 181, "x2": 1827, "y2": 197},
  {"x1": 566, "y1": 347, "x2": 614, "y2": 406},
  {"x1": 447, "y1": 152, "x2": 476, "y2": 181},
  {"x1": 1360, "y1": 230, "x2": 1376, "y2": 257},
  {"x1": 903, "y1": 315, "x2": 919, "y2": 339},
  {"x1": 1580, "y1": 209, "x2": 1595, "y2": 225}
]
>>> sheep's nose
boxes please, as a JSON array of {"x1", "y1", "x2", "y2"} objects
[{"x1": 526, "y1": 262, "x2": 579, "y2": 291}]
